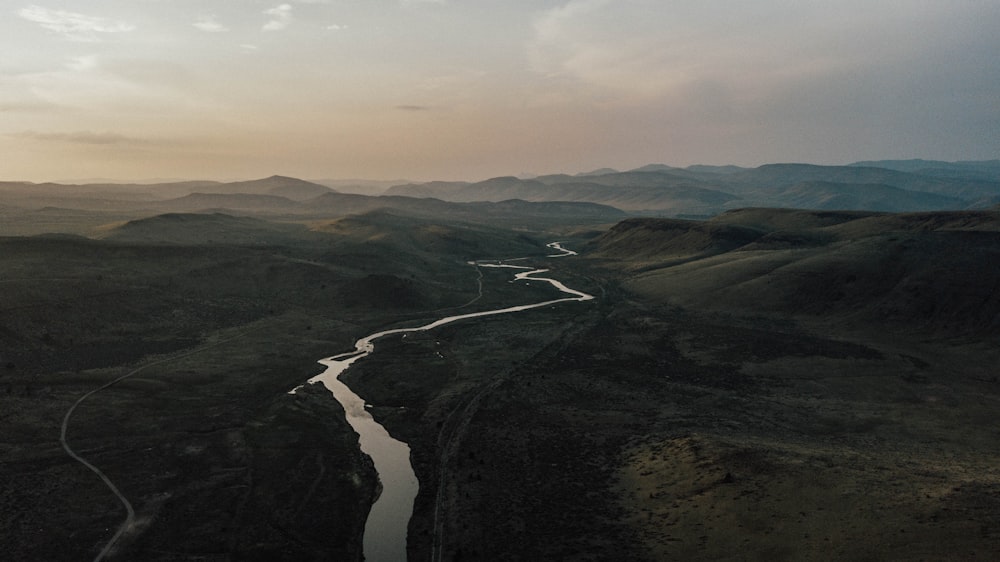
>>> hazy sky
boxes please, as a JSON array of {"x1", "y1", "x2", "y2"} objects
[{"x1": 2, "y1": 1, "x2": 998, "y2": 182}]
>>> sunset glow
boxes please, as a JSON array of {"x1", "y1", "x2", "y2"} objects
[{"x1": 3, "y1": 1, "x2": 998, "y2": 182}]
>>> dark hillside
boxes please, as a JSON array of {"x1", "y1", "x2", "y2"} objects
[
  {"x1": 385, "y1": 171, "x2": 735, "y2": 213},
  {"x1": 97, "y1": 212, "x2": 314, "y2": 246},
  {"x1": 2, "y1": 208, "x2": 560, "y2": 560},
  {"x1": 155, "y1": 192, "x2": 304, "y2": 213},
  {"x1": 850, "y1": 159, "x2": 1000, "y2": 182},
  {"x1": 684, "y1": 164, "x2": 749, "y2": 175},
  {"x1": 767, "y1": 181, "x2": 965, "y2": 212},
  {"x1": 539, "y1": 170, "x2": 712, "y2": 189},
  {"x1": 0, "y1": 206, "x2": 147, "y2": 237},
  {"x1": 310, "y1": 210, "x2": 545, "y2": 263},
  {"x1": 307, "y1": 192, "x2": 625, "y2": 227},
  {"x1": 454, "y1": 176, "x2": 548, "y2": 202},
  {"x1": 588, "y1": 217, "x2": 764, "y2": 263},
  {"x1": 213, "y1": 175, "x2": 335, "y2": 200},
  {"x1": 594, "y1": 209, "x2": 1000, "y2": 335},
  {"x1": 722, "y1": 163, "x2": 1000, "y2": 200},
  {"x1": 382, "y1": 164, "x2": 998, "y2": 215},
  {"x1": 0, "y1": 230, "x2": 408, "y2": 560},
  {"x1": 575, "y1": 207, "x2": 1000, "y2": 559},
  {"x1": 824, "y1": 209, "x2": 1000, "y2": 239},
  {"x1": 627, "y1": 163, "x2": 680, "y2": 173},
  {"x1": 382, "y1": 181, "x2": 470, "y2": 198},
  {"x1": 708, "y1": 208, "x2": 880, "y2": 231}
]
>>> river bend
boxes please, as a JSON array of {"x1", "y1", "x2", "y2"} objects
[{"x1": 299, "y1": 242, "x2": 592, "y2": 561}]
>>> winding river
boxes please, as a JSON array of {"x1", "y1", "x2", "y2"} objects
[{"x1": 299, "y1": 242, "x2": 593, "y2": 561}]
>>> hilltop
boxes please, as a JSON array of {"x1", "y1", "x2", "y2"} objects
[
  {"x1": 0, "y1": 176, "x2": 625, "y2": 237},
  {"x1": 590, "y1": 208, "x2": 1000, "y2": 334}
]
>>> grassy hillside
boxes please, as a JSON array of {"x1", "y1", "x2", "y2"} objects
[
  {"x1": 97, "y1": 212, "x2": 315, "y2": 245},
  {"x1": 497, "y1": 208, "x2": 998, "y2": 560},
  {"x1": 0, "y1": 211, "x2": 557, "y2": 561},
  {"x1": 324, "y1": 205, "x2": 1000, "y2": 559},
  {"x1": 598, "y1": 209, "x2": 1000, "y2": 334}
]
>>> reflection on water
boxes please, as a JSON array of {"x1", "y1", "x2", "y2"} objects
[
  {"x1": 296, "y1": 242, "x2": 592, "y2": 561},
  {"x1": 310, "y1": 354, "x2": 416, "y2": 562}
]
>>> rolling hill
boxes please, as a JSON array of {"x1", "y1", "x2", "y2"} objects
[
  {"x1": 751, "y1": 181, "x2": 966, "y2": 212},
  {"x1": 96, "y1": 212, "x2": 316, "y2": 246},
  {"x1": 385, "y1": 171, "x2": 736, "y2": 213},
  {"x1": 154, "y1": 193, "x2": 305, "y2": 214},
  {"x1": 304, "y1": 192, "x2": 626, "y2": 227},
  {"x1": 850, "y1": 159, "x2": 1000, "y2": 182},
  {"x1": 200, "y1": 175, "x2": 335, "y2": 200},
  {"x1": 383, "y1": 161, "x2": 1000, "y2": 216},
  {"x1": 717, "y1": 163, "x2": 1000, "y2": 200},
  {"x1": 5, "y1": 160, "x2": 1000, "y2": 233},
  {"x1": 590, "y1": 208, "x2": 1000, "y2": 334}
]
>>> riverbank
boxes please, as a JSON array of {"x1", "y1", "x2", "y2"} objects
[
  {"x1": 314, "y1": 247, "x2": 593, "y2": 561},
  {"x1": 345, "y1": 255, "x2": 1000, "y2": 560},
  {"x1": 2, "y1": 310, "x2": 381, "y2": 560},
  {"x1": 0, "y1": 216, "x2": 549, "y2": 560}
]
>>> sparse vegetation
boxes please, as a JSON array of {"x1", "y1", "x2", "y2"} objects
[{"x1": 3, "y1": 165, "x2": 999, "y2": 560}]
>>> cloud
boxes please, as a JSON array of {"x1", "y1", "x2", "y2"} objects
[
  {"x1": 326, "y1": 24, "x2": 347, "y2": 31},
  {"x1": 262, "y1": 4, "x2": 293, "y2": 31},
  {"x1": 66, "y1": 55, "x2": 99, "y2": 72},
  {"x1": 520, "y1": 0, "x2": 1000, "y2": 166},
  {"x1": 528, "y1": 1, "x2": 941, "y2": 104},
  {"x1": 10, "y1": 130, "x2": 155, "y2": 146},
  {"x1": 531, "y1": 1, "x2": 1000, "y2": 97},
  {"x1": 18, "y1": 5, "x2": 135, "y2": 42},
  {"x1": 193, "y1": 15, "x2": 229, "y2": 33},
  {"x1": 396, "y1": 105, "x2": 430, "y2": 111},
  {"x1": 528, "y1": 0, "x2": 687, "y2": 100}
]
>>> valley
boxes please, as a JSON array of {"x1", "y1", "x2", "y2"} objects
[{"x1": 2, "y1": 164, "x2": 999, "y2": 560}]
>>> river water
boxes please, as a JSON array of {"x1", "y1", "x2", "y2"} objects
[{"x1": 300, "y1": 242, "x2": 592, "y2": 561}]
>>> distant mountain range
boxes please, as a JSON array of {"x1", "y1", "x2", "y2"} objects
[
  {"x1": 384, "y1": 171, "x2": 734, "y2": 215},
  {"x1": 3, "y1": 161, "x2": 999, "y2": 231},
  {"x1": 0, "y1": 175, "x2": 626, "y2": 236},
  {"x1": 848, "y1": 159, "x2": 1000, "y2": 180},
  {"x1": 384, "y1": 160, "x2": 1000, "y2": 215}
]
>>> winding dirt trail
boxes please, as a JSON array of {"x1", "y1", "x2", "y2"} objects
[
  {"x1": 60, "y1": 331, "x2": 250, "y2": 561},
  {"x1": 61, "y1": 242, "x2": 586, "y2": 561}
]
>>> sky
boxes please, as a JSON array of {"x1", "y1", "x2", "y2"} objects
[{"x1": 1, "y1": 0, "x2": 998, "y2": 182}]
